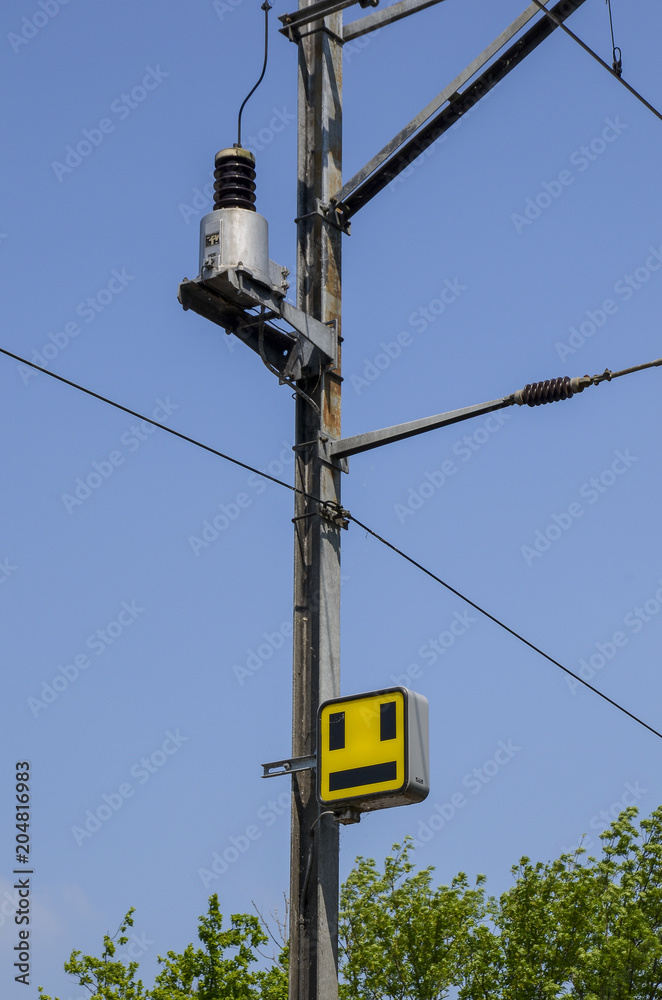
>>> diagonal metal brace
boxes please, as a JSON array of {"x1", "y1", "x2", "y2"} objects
[
  {"x1": 331, "y1": 0, "x2": 588, "y2": 221},
  {"x1": 343, "y1": 0, "x2": 447, "y2": 42},
  {"x1": 227, "y1": 268, "x2": 338, "y2": 366},
  {"x1": 330, "y1": 398, "x2": 512, "y2": 460},
  {"x1": 325, "y1": 355, "x2": 662, "y2": 461}
]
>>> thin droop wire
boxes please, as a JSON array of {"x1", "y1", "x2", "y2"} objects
[{"x1": 237, "y1": 2, "x2": 272, "y2": 148}]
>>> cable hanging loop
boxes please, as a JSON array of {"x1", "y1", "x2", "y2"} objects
[
  {"x1": 529, "y1": 1, "x2": 662, "y2": 124},
  {"x1": 237, "y1": 1, "x2": 272, "y2": 148},
  {"x1": 606, "y1": 0, "x2": 622, "y2": 76}
]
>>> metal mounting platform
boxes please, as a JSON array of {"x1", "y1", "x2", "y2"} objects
[{"x1": 178, "y1": 268, "x2": 338, "y2": 381}]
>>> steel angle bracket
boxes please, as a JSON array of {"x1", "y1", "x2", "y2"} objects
[
  {"x1": 295, "y1": 199, "x2": 351, "y2": 235},
  {"x1": 262, "y1": 754, "x2": 317, "y2": 778},
  {"x1": 279, "y1": 0, "x2": 377, "y2": 40},
  {"x1": 318, "y1": 433, "x2": 349, "y2": 473},
  {"x1": 178, "y1": 269, "x2": 338, "y2": 380}
]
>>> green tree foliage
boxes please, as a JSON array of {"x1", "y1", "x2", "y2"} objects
[
  {"x1": 38, "y1": 896, "x2": 288, "y2": 1000},
  {"x1": 40, "y1": 806, "x2": 662, "y2": 1000},
  {"x1": 38, "y1": 909, "x2": 147, "y2": 1000},
  {"x1": 340, "y1": 805, "x2": 662, "y2": 999},
  {"x1": 339, "y1": 845, "x2": 491, "y2": 999}
]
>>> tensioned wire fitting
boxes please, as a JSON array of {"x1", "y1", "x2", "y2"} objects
[{"x1": 511, "y1": 358, "x2": 662, "y2": 406}]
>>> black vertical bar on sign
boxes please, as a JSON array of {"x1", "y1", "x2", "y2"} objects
[
  {"x1": 329, "y1": 712, "x2": 345, "y2": 750},
  {"x1": 380, "y1": 702, "x2": 396, "y2": 741}
]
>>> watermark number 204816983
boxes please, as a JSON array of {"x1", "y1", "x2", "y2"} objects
[{"x1": 13, "y1": 761, "x2": 33, "y2": 986}]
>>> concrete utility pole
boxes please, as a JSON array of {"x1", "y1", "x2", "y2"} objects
[
  {"x1": 179, "y1": 6, "x2": 599, "y2": 1000},
  {"x1": 288, "y1": 6, "x2": 343, "y2": 1000}
]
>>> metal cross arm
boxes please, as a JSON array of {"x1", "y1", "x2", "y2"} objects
[
  {"x1": 279, "y1": 0, "x2": 377, "y2": 38},
  {"x1": 330, "y1": 397, "x2": 513, "y2": 460},
  {"x1": 330, "y1": 0, "x2": 588, "y2": 222},
  {"x1": 329, "y1": 357, "x2": 662, "y2": 461},
  {"x1": 343, "y1": 0, "x2": 448, "y2": 43}
]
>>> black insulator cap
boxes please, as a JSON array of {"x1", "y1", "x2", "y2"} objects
[{"x1": 213, "y1": 147, "x2": 257, "y2": 211}]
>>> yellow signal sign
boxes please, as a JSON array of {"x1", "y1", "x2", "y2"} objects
[{"x1": 317, "y1": 687, "x2": 429, "y2": 812}]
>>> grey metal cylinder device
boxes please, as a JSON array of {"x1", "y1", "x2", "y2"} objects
[
  {"x1": 198, "y1": 147, "x2": 289, "y2": 296},
  {"x1": 179, "y1": 144, "x2": 337, "y2": 385}
]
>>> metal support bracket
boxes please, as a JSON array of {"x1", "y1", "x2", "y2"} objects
[
  {"x1": 318, "y1": 433, "x2": 349, "y2": 473},
  {"x1": 335, "y1": 808, "x2": 362, "y2": 825},
  {"x1": 279, "y1": 0, "x2": 377, "y2": 39},
  {"x1": 329, "y1": 397, "x2": 514, "y2": 459},
  {"x1": 178, "y1": 268, "x2": 338, "y2": 380},
  {"x1": 282, "y1": 21, "x2": 345, "y2": 44},
  {"x1": 295, "y1": 200, "x2": 351, "y2": 235},
  {"x1": 262, "y1": 754, "x2": 317, "y2": 778}
]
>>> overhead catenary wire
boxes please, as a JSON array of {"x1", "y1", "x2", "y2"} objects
[
  {"x1": 530, "y1": 0, "x2": 662, "y2": 123},
  {"x1": 0, "y1": 345, "x2": 314, "y2": 501},
  {"x1": 347, "y1": 514, "x2": 662, "y2": 744},
  {"x1": 2, "y1": 344, "x2": 661, "y2": 745}
]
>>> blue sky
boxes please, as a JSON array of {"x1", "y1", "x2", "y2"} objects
[{"x1": 2, "y1": 0, "x2": 662, "y2": 995}]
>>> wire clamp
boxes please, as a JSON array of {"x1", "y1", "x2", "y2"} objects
[{"x1": 319, "y1": 501, "x2": 350, "y2": 529}]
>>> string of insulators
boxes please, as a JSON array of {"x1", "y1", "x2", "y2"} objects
[
  {"x1": 512, "y1": 359, "x2": 662, "y2": 407},
  {"x1": 213, "y1": 147, "x2": 257, "y2": 212},
  {"x1": 513, "y1": 375, "x2": 589, "y2": 406}
]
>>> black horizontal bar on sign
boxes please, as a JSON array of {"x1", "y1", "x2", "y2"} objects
[
  {"x1": 338, "y1": 0, "x2": 587, "y2": 220},
  {"x1": 329, "y1": 761, "x2": 397, "y2": 790}
]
